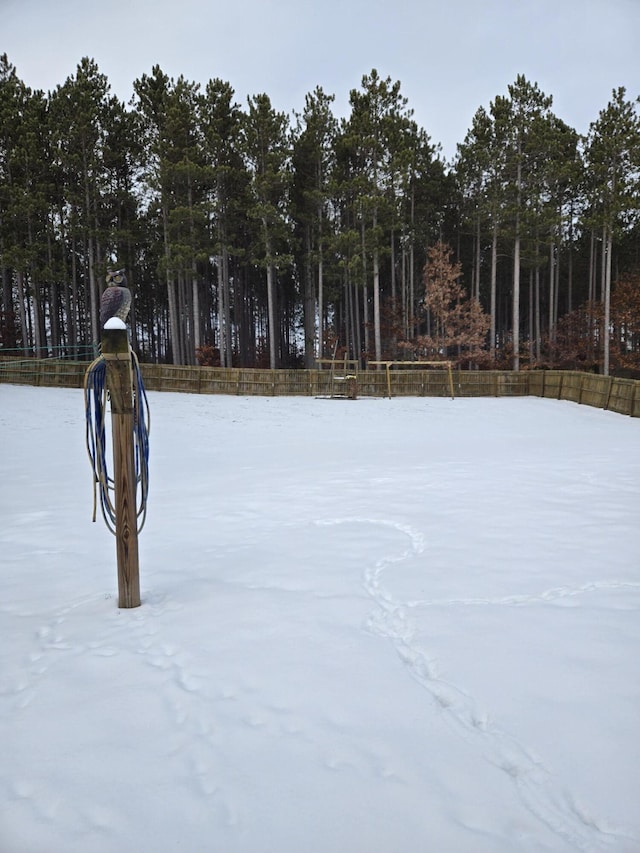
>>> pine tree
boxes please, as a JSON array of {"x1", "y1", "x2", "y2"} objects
[
  {"x1": 133, "y1": 67, "x2": 206, "y2": 364},
  {"x1": 342, "y1": 70, "x2": 414, "y2": 362},
  {"x1": 291, "y1": 86, "x2": 338, "y2": 366},
  {"x1": 199, "y1": 78, "x2": 248, "y2": 367},
  {"x1": 456, "y1": 105, "x2": 506, "y2": 361},
  {"x1": 584, "y1": 87, "x2": 640, "y2": 375},
  {"x1": 0, "y1": 54, "x2": 31, "y2": 349},
  {"x1": 50, "y1": 58, "x2": 112, "y2": 347},
  {"x1": 242, "y1": 93, "x2": 291, "y2": 370}
]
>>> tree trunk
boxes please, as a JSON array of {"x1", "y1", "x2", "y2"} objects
[
  {"x1": 162, "y1": 203, "x2": 180, "y2": 364},
  {"x1": 47, "y1": 227, "x2": 60, "y2": 352},
  {"x1": 588, "y1": 230, "x2": 596, "y2": 303},
  {"x1": 16, "y1": 270, "x2": 29, "y2": 350},
  {"x1": 266, "y1": 257, "x2": 277, "y2": 369},
  {"x1": 567, "y1": 241, "x2": 573, "y2": 316},
  {"x1": 192, "y1": 262, "x2": 201, "y2": 356},
  {"x1": 1, "y1": 259, "x2": 16, "y2": 348},
  {"x1": 361, "y1": 221, "x2": 369, "y2": 357},
  {"x1": 528, "y1": 268, "x2": 534, "y2": 363},
  {"x1": 83, "y1": 149, "x2": 99, "y2": 346},
  {"x1": 390, "y1": 226, "x2": 396, "y2": 304},
  {"x1": 27, "y1": 213, "x2": 46, "y2": 356},
  {"x1": 409, "y1": 189, "x2": 415, "y2": 339},
  {"x1": 475, "y1": 217, "x2": 481, "y2": 300},
  {"x1": 222, "y1": 247, "x2": 232, "y2": 367},
  {"x1": 316, "y1": 203, "x2": 324, "y2": 360},
  {"x1": 512, "y1": 160, "x2": 521, "y2": 371},
  {"x1": 567, "y1": 203, "x2": 574, "y2": 314},
  {"x1": 354, "y1": 277, "x2": 362, "y2": 362},
  {"x1": 373, "y1": 246, "x2": 381, "y2": 362},
  {"x1": 216, "y1": 253, "x2": 225, "y2": 366},
  {"x1": 535, "y1": 261, "x2": 541, "y2": 362},
  {"x1": 70, "y1": 238, "x2": 79, "y2": 354},
  {"x1": 600, "y1": 225, "x2": 607, "y2": 303},
  {"x1": 373, "y1": 208, "x2": 381, "y2": 362},
  {"x1": 490, "y1": 225, "x2": 497, "y2": 361},
  {"x1": 548, "y1": 240, "x2": 555, "y2": 339},
  {"x1": 317, "y1": 254, "x2": 324, "y2": 359},
  {"x1": 303, "y1": 224, "x2": 315, "y2": 368},
  {"x1": 603, "y1": 227, "x2": 612, "y2": 376},
  {"x1": 343, "y1": 275, "x2": 351, "y2": 356},
  {"x1": 401, "y1": 240, "x2": 407, "y2": 338},
  {"x1": 553, "y1": 248, "x2": 560, "y2": 337}
]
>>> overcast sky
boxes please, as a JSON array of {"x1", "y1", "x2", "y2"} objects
[{"x1": 3, "y1": 0, "x2": 639, "y2": 161}]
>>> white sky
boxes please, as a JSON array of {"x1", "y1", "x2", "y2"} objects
[{"x1": 3, "y1": 0, "x2": 639, "y2": 161}]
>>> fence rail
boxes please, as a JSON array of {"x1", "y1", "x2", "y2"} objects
[{"x1": 1, "y1": 357, "x2": 639, "y2": 417}]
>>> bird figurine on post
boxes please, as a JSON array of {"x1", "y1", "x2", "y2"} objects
[{"x1": 100, "y1": 268, "x2": 132, "y2": 329}]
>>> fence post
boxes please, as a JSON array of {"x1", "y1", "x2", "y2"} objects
[
  {"x1": 604, "y1": 376, "x2": 614, "y2": 411},
  {"x1": 102, "y1": 328, "x2": 141, "y2": 608}
]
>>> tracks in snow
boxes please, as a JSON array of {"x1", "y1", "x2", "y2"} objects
[{"x1": 317, "y1": 516, "x2": 635, "y2": 852}]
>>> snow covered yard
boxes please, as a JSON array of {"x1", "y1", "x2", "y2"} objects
[{"x1": 1, "y1": 385, "x2": 639, "y2": 853}]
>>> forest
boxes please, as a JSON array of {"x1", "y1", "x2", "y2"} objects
[{"x1": 1, "y1": 53, "x2": 639, "y2": 374}]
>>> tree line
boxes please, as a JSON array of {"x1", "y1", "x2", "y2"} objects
[{"x1": 1, "y1": 54, "x2": 639, "y2": 373}]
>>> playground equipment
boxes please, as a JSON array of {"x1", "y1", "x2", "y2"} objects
[
  {"x1": 316, "y1": 351, "x2": 359, "y2": 399},
  {"x1": 368, "y1": 360, "x2": 455, "y2": 400}
]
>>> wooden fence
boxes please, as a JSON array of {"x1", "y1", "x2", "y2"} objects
[
  {"x1": 0, "y1": 358, "x2": 89, "y2": 389},
  {"x1": 1, "y1": 357, "x2": 639, "y2": 417}
]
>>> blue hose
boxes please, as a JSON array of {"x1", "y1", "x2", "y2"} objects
[{"x1": 84, "y1": 353, "x2": 150, "y2": 533}]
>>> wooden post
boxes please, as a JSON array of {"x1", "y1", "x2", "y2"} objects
[
  {"x1": 102, "y1": 328, "x2": 141, "y2": 608},
  {"x1": 447, "y1": 363, "x2": 455, "y2": 400}
]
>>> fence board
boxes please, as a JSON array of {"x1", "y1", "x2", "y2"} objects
[
  {"x1": 496, "y1": 372, "x2": 530, "y2": 397},
  {"x1": 527, "y1": 372, "x2": 545, "y2": 397},
  {"x1": 633, "y1": 383, "x2": 640, "y2": 418},
  {"x1": 542, "y1": 371, "x2": 564, "y2": 399},
  {"x1": 579, "y1": 374, "x2": 609, "y2": 409},
  {"x1": 607, "y1": 378, "x2": 635, "y2": 416},
  {"x1": 462, "y1": 371, "x2": 499, "y2": 396},
  {"x1": 0, "y1": 358, "x2": 89, "y2": 388},
  {"x1": 559, "y1": 372, "x2": 582, "y2": 403},
  {"x1": 387, "y1": 370, "x2": 450, "y2": 397},
  {"x1": 353, "y1": 371, "x2": 387, "y2": 398}
]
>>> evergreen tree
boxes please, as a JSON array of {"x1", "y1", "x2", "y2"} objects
[
  {"x1": 342, "y1": 70, "x2": 414, "y2": 362},
  {"x1": 242, "y1": 93, "x2": 291, "y2": 369},
  {"x1": 101, "y1": 96, "x2": 145, "y2": 352},
  {"x1": 0, "y1": 54, "x2": 33, "y2": 349},
  {"x1": 501, "y1": 76, "x2": 554, "y2": 370},
  {"x1": 200, "y1": 79, "x2": 251, "y2": 367},
  {"x1": 50, "y1": 58, "x2": 112, "y2": 347},
  {"x1": 134, "y1": 67, "x2": 207, "y2": 364},
  {"x1": 1, "y1": 54, "x2": 639, "y2": 372},
  {"x1": 291, "y1": 86, "x2": 338, "y2": 366},
  {"x1": 455, "y1": 105, "x2": 506, "y2": 359},
  {"x1": 584, "y1": 87, "x2": 640, "y2": 375}
]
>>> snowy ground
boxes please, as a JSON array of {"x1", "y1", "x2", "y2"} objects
[{"x1": 1, "y1": 385, "x2": 639, "y2": 853}]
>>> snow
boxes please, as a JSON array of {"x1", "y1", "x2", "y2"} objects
[
  {"x1": 1, "y1": 385, "x2": 639, "y2": 853},
  {"x1": 103, "y1": 318, "x2": 126, "y2": 330}
]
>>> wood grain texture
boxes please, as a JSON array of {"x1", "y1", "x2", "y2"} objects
[{"x1": 103, "y1": 329, "x2": 141, "y2": 608}]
